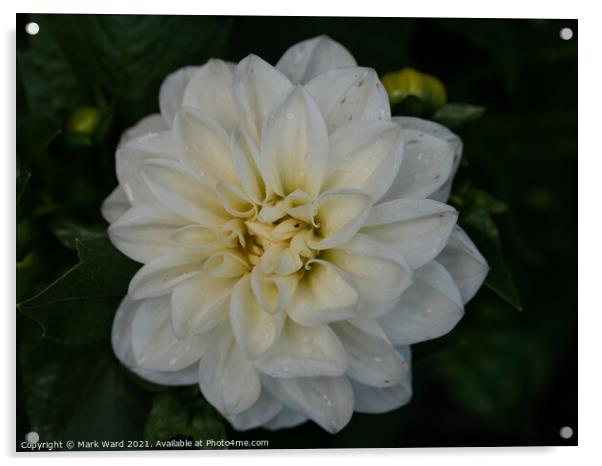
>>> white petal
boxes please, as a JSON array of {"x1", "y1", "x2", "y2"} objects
[
  {"x1": 263, "y1": 407, "x2": 308, "y2": 431},
  {"x1": 254, "y1": 320, "x2": 347, "y2": 378},
  {"x1": 182, "y1": 59, "x2": 239, "y2": 132},
  {"x1": 170, "y1": 273, "x2": 235, "y2": 339},
  {"x1": 169, "y1": 225, "x2": 223, "y2": 253},
  {"x1": 288, "y1": 259, "x2": 359, "y2": 326},
  {"x1": 261, "y1": 86, "x2": 329, "y2": 198},
  {"x1": 256, "y1": 231, "x2": 313, "y2": 277},
  {"x1": 199, "y1": 323, "x2": 261, "y2": 416},
  {"x1": 277, "y1": 190, "x2": 313, "y2": 223},
  {"x1": 116, "y1": 131, "x2": 179, "y2": 205},
  {"x1": 159, "y1": 66, "x2": 202, "y2": 127},
  {"x1": 393, "y1": 116, "x2": 461, "y2": 150},
  {"x1": 130, "y1": 296, "x2": 208, "y2": 372},
  {"x1": 393, "y1": 116, "x2": 463, "y2": 202},
  {"x1": 305, "y1": 67, "x2": 390, "y2": 133},
  {"x1": 332, "y1": 319, "x2": 407, "y2": 388},
  {"x1": 308, "y1": 189, "x2": 373, "y2": 250},
  {"x1": 276, "y1": 35, "x2": 357, "y2": 84},
  {"x1": 108, "y1": 204, "x2": 186, "y2": 263},
  {"x1": 250, "y1": 266, "x2": 298, "y2": 315},
  {"x1": 229, "y1": 129, "x2": 268, "y2": 204},
  {"x1": 101, "y1": 186, "x2": 129, "y2": 223},
  {"x1": 351, "y1": 378, "x2": 412, "y2": 414},
  {"x1": 218, "y1": 219, "x2": 247, "y2": 248},
  {"x1": 233, "y1": 55, "x2": 293, "y2": 145},
  {"x1": 379, "y1": 260, "x2": 464, "y2": 345},
  {"x1": 128, "y1": 252, "x2": 203, "y2": 299},
  {"x1": 362, "y1": 198, "x2": 458, "y2": 269},
  {"x1": 352, "y1": 344, "x2": 412, "y2": 413},
  {"x1": 118, "y1": 114, "x2": 168, "y2": 147},
  {"x1": 174, "y1": 107, "x2": 238, "y2": 184},
  {"x1": 230, "y1": 275, "x2": 286, "y2": 360},
  {"x1": 112, "y1": 296, "x2": 200, "y2": 385},
  {"x1": 380, "y1": 127, "x2": 455, "y2": 202},
  {"x1": 324, "y1": 121, "x2": 404, "y2": 201},
  {"x1": 262, "y1": 375, "x2": 354, "y2": 433},
  {"x1": 271, "y1": 218, "x2": 306, "y2": 241},
  {"x1": 141, "y1": 158, "x2": 228, "y2": 226},
  {"x1": 203, "y1": 250, "x2": 250, "y2": 278},
  {"x1": 215, "y1": 181, "x2": 256, "y2": 218},
  {"x1": 436, "y1": 225, "x2": 488, "y2": 303},
  {"x1": 226, "y1": 390, "x2": 283, "y2": 431},
  {"x1": 323, "y1": 234, "x2": 412, "y2": 317}
]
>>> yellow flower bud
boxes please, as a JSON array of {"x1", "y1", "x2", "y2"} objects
[
  {"x1": 67, "y1": 106, "x2": 102, "y2": 136},
  {"x1": 381, "y1": 68, "x2": 447, "y2": 114}
]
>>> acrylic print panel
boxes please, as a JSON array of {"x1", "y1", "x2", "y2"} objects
[{"x1": 16, "y1": 14, "x2": 577, "y2": 451}]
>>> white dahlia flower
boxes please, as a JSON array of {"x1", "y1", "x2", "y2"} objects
[{"x1": 102, "y1": 36, "x2": 488, "y2": 433}]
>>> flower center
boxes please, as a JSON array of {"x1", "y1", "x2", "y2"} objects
[
  {"x1": 241, "y1": 214, "x2": 317, "y2": 275},
  {"x1": 189, "y1": 189, "x2": 322, "y2": 277}
]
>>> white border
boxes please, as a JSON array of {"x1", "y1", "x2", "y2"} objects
[
  {"x1": 8, "y1": 0, "x2": 581, "y2": 18},
  {"x1": 2, "y1": 1, "x2": 596, "y2": 464}
]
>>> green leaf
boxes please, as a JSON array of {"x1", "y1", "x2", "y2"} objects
[
  {"x1": 144, "y1": 392, "x2": 189, "y2": 443},
  {"x1": 434, "y1": 330, "x2": 548, "y2": 427},
  {"x1": 470, "y1": 189, "x2": 508, "y2": 214},
  {"x1": 189, "y1": 397, "x2": 227, "y2": 449},
  {"x1": 51, "y1": 220, "x2": 107, "y2": 250},
  {"x1": 37, "y1": 15, "x2": 232, "y2": 126},
  {"x1": 16, "y1": 114, "x2": 61, "y2": 159},
  {"x1": 145, "y1": 388, "x2": 226, "y2": 449},
  {"x1": 17, "y1": 236, "x2": 140, "y2": 345},
  {"x1": 17, "y1": 250, "x2": 38, "y2": 303},
  {"x1": 18, "y1": 317, "x2": 150, "y2": 448},
  {"x1": 433, "y1": 103, "x2": 485, "y2": 128},
  {"x1": 17, "y1": 171, "x2": 31, "y2": 207},
  {"x1": 18, "y1": 17, "x2": 88, "y2": 120},
  {"x1": 61, "y1": 360, "x2": 149, "y2": 447},
  {"x1": 482, "y1": 246, "x2": 523, "y2": 311},
  {"x1": 451, "y1": 182, "x2": 522, "y2": 310},
  {"x1": 16, "y1": 217, "x2": 36, "y2": 261}
]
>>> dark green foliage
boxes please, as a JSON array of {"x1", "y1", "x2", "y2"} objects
[
  {"x1": 18, "y1": 315, "x2": 151, "y2": 450},
  {"x1": 18, "y1": 237, "x2": 140, "y2": 345},
  {"x1": 450, "y1": 181, "x2": 522, "y2": 310},
  {"x1": 434, "y1": 103, "x2": 486, "y2": 128},
  {"x1": 144, "y1": 388, "x2": 226, "y2": 449},
  {"x1": 16, "y1": 15, "x2": 576, "y2": 449}
]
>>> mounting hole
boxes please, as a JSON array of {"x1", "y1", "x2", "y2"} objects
[
  {"x1": 559, "y1": 426, "x2": 573, "y2": 439},
  {"x1": 25, "y1": 22, "x2": 40, "y2": 36},
  {"x1": 559, "y1": 27, "x2": 573, "y2": 40}
]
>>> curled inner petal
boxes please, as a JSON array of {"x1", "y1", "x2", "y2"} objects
[{"x1": 203, "y1": 250, "x2": 250, "y2": 278}]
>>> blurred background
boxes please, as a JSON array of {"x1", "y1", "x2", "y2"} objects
[{"x1": 16, "y1": 15, "x2": 577, "y2": 449}]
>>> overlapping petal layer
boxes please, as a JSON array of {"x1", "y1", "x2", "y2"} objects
[{"x1": 105, "y1": 35, "x2": 488, "y2": 434}]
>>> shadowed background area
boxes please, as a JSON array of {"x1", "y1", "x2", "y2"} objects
[{"x1": 16, "y1": 15, "x2": 577, "y2": 449}]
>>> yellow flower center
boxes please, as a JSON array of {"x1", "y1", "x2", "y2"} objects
[{"x1": 181, "y1": 188, "x2": 321, "y2": 279}]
